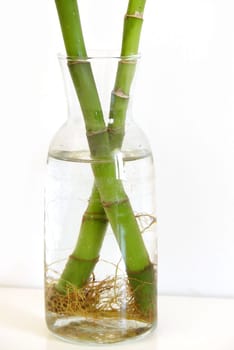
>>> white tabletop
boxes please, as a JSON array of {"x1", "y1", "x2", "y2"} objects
[{"x1": 0, "y1": 287, "x2": 233, "y2": 350}]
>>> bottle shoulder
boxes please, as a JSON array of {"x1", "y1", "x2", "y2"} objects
[
  {"x1": 48, "y1": 119, "x2": 153, "y2": 161},
  {"x1": 49, "y1": 120, "x2": 88, "y2": 154}
]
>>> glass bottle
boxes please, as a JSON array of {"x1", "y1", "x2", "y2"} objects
[{"x1": 44, "y1": 54, "x2": 157, "y2": 344}]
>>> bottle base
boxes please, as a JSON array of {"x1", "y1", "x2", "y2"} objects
[{"x1": 46, "y1": 313, "x2": 155, "y2": 344}]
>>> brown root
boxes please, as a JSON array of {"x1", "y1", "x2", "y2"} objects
[
  {"x1": 135, "y1": 213, "x2": 157, "y2": 234},
  {"x1": 45, "y1": 272, "x2": 154, "y2": 323}
]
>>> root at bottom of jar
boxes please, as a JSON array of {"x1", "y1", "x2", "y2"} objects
[{"x1": 45, "y1": 273, "x2": 155, "y2": 324}]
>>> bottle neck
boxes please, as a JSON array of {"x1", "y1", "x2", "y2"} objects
[
  {"x1": 59, "y1": 55, "x2": 137, "y2": 127},
  {"x1": 50, "y1": 56, "x2": 147, "y2": 158},
  {"x1": 65, "y1": 86, "x2": 134, "y2": 126}
]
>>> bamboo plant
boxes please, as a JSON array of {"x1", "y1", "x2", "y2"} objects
[{"x1": 52, "y1": 0, "x2": 156, "y2": 319}]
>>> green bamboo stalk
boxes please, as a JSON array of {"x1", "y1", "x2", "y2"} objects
[
  {"x1": 54, "y1": 0, "x2": 155, "y2": 317},
  {"x1": 56, "y1": 186, "x2": 108, "y2": 289},
  {"x1": 107, "y1": 0, "x2": 155, "y2": 315},
  {"x1": 55, "y1": 0, "x2": 109, "y2": 293},
  {"x1": 55, "y1": 0, "x2": 86, "y2": 57},
  {"x1": 121, "y1": 0, "x2": 146, "y2": 56},
  {"x1": 108, "y1": 0, "x2": 146, "y2": 146}
]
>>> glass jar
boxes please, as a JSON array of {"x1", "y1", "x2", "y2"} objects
[{"x1": 44, "y1": 54, "x2": 157, "y2": 344}]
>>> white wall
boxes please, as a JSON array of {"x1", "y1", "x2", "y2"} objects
[{"x1": 0, "y1": 0, "x2": 233, "y2": 297}]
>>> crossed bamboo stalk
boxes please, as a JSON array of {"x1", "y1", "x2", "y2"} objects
[{"x1": 53, "y1": 0, "x2": 156, "y2": 317}]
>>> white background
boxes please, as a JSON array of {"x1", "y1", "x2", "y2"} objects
[{"x1": 0, "y1": 0, "x2": 233, "y2": 298}]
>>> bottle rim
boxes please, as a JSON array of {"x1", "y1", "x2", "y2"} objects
[{"x1": 58, "y1": 51, "x2": 141, "y2": 62}]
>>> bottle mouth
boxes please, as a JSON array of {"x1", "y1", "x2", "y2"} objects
[{"x1": 58, "y1": 51, "x2": 141, "y2": 62}]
